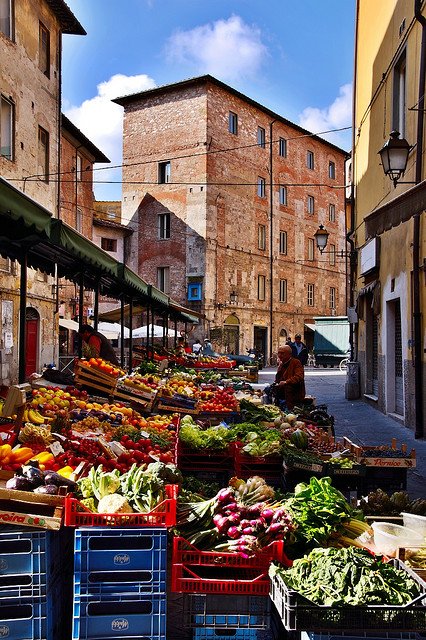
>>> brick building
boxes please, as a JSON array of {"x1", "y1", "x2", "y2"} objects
[
  {"x1": 59, "y1": 114, "x2": 110, "y2": 326},
  {"x1": 0, "y1": 0, "x2": 84, "y2": 382},
  {"x1": 115, "y1": 75, "x2": 348, "y2": 360}
]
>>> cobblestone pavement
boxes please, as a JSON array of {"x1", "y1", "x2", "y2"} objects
[{"x1": 257, "y1": 367, "x2": 426, "y2": 499}]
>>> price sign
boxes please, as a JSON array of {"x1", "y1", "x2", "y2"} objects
[{"x1": 49, "y1": 441, "x2": 64, "y2": 456}]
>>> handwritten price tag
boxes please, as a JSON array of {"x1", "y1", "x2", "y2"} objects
[{"x1": 49, "y1": 441, "x2": 64, "y2": 456}]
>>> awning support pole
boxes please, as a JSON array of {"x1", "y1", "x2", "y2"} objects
[
  {"x1": 120, "y1": 296, "x2": 125, "y2": 369},
  {"x1": 93, "y1": 280, "x2": 99, "y2": 331},
  {"x1": 78, "y1": 273, "x2": 84, "y2": 358},
  {"x1": 128, "y1": 297, "x2": 133, "y2": 373},
  {"x1": 174, "y1": 317, "x2": 178, "y2": 348},
  {"x1": 18, "y1": 252, "x2": 28, "y2": 383}
]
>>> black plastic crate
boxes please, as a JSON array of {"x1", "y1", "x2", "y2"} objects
[
  {"x1": 185, "y1": 594, "x2": 271, "y2": 629},
  {"x1": 269, "y1": 560, "x2": 426, "y2": 632}
]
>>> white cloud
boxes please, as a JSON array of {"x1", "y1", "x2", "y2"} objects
[
  {"x1": 65, "y1": 73, "x2": 156, "y2": 199},
  {"x1": 298, "y1": 83, "x2": 353, "y2": 149},
  {"x1": 165, "y1": 15, "x2": 268, "y2": 81}
]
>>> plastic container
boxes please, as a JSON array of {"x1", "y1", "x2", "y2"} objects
[
  {"x1": 186, "y1": 594, "x2": 270, "y2": 629},
  {"x1": 401, "y1": 513, "x2": 426, "y2": 537},
  {"x1": 371, "y1": 522, "x2": 423, "y2": 556}
]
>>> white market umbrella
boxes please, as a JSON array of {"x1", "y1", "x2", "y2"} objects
[
  {"x1": 97, "y1": 322, "x2": 130, "y2": 340},
  {"x1": 132, "y1": 324, "x2": 177, "y2": 339}
]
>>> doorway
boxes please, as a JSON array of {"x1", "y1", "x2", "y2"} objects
[
  {"x1": 253, "y1": 326, "x2": 267, "y2": 365},
  {"x1": 223, "y1": 314, "x2": 240, "y2": 354},
  {"x1": 25, "y1": 308, "x2": 40, "y2": 379},
  {"x1": 386, "y1": 299, "x2": 404, "y2": 417}
]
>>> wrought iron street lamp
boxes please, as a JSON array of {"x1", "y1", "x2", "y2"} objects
[{"x1": 378, "y1": 130, "x2": 411, "y2": 187}]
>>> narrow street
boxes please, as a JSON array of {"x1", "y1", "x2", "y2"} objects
[{"x1": 257, "y1": 367, "x2": 426, "y2": 499}]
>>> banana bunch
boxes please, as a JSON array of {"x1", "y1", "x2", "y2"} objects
[
  {"x1": 18, "y1": 423, "x2": 53, "y2": 446},
  {"x1": 22, "y1": 408, "x2": 45, "y2": 424}
]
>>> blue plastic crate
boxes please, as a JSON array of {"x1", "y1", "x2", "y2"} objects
[
  {"x1": 0, "y1": 528, "x2": 73, "y2": 599},
  {"x1": 186, "y1": 595, "x2": 270, "y2": 629},
  {"x1": 74, "y1": 528, "x2": 167, "y2": 596},
  {"x1": 0, "y1": 595, "x2": 63, "y2": 640},
  {"x1": 73, "y1": 592, "x2": 167, "y2": 639},
  {"x1": 194, "y1": 628, "x2": 261, "y2": 639},
  {"x1": 0, "y1": 530, "x2": 47, "y2": 577}
]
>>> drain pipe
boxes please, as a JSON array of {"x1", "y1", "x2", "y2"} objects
[{"x1": 413, "y1": 0, "x2": 425, "y2": 438}]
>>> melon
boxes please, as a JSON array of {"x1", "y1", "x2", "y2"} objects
[{"x1": 290, "y1": 428, "x2": 308, "y2": 450}]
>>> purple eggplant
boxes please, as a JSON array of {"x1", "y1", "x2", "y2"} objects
[
  {"x1": 43, "y1": 471, "x2": 76, "y2": 489},
  {"x1": 6, "y1": 476, "x2": 33, "y2": 491},
  {"x1": 34, "y1": 484, "x2": 59, "y2": 495}
]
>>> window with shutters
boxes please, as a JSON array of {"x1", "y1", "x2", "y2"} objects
[
  {"x1": 0, "y1": 0, "x2": 13, "y2": 39},
  {"x1": 308, "y1": 238, "x2": 315, "y2": 261},
  {"x1": 158, "y1": 212, "x2": 170, "y2": 239},
  {"x1": 229, "y1": 111, "x2": 238, "y2": 134},
  {"x1": 101, "y1": 237, "x2": 117, "y2": 252},
  {"x1": 258, "y1": 224, "x2": 266, "y2": 250},
  {"x1": 39, "y1": 22, "x2": 50, "y2": 77},
  {"x1": 328, "y1": 161, "x2": 336, "y2": 179},
  {"x1": 257, "y1": 176, "x2": 266, "y2": 198},
  {"x1": 329, "y1": 287, "x2": 336, "y2": 309},
  {"x1": 38, "y1": 126, "x2": 49, "y2": 182},
  {"x1": 0, "y1": 95, "x2": 14, "y2": 160},
  {"x1": 279, "y1": 279, "x2": 287, "y2": 303},
  {"x1": 307, "y1": 150, "x2": 314, "y2": 169},
  {"x1": 329, "y1": 203, "x2": 336, "y2": 222},
  {"x1": 307, "y1": 195, "x2": 315, "y2": 215},
  {"x1": 279, "y1": 185, "x2": 287, "y2": 206},
  {"x1": 279, "y1": 137, "x2": 287, "y2": 157},
  {"x1": 329, "y1": 244, "x2": 336, "y2": 266},
  {"x1": 158, "y1": 161, "x2": 171, "y2": 184},
  {"x1": 258, "y1": 275, "x2": 266, "y2": 301},
  {"x1": 307, "y1": 283, "x2": 315, "y2": 306},
  {"x1": 157, "y1": 266, "x2": 170, "y2": 294},
  {"x1": 257, "y1": 127, "x2": 265, "y2": 148},
  {"x1": 279, "y1": 230, "x2": 287, "y2": 255}
]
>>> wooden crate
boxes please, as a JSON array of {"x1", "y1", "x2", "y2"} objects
[
  {"x1": 343, "y1": 436, "x2": 416, "y2": 468},
  {"x1": 0, "y1": 482, "x2": 64, "y2": 530}
]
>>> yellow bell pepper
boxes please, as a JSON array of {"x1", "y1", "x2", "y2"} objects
[
  {"x1": 57, "y1": 466, "x2": 74, "y2": 478},
  {"x1": 0, "y1": 444, "x2": 12, "y2": 463},
  {"x1": 11, "y1": 447, "x2": 35, "y2": 464},
  {"x1": 30, "y1": 451, "x2": 54, "y2": 464}
]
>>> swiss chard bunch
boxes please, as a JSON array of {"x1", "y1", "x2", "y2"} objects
[{"x1": 283, "y1": 476, "x2": 355, "y2": 549}]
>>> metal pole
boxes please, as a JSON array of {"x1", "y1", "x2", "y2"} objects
[
  {"x1": 93, "y1": 280, "x2": 99, "y2": 331},
  {"x1": 128, "y1": 297, "x2": 133, "y2": 373},
  {"x1": 120, "y1": 297, "x2": 125, "y2": 369},
  {"x1": 78, "y1": 274, "x2": 84, "y2": 358},
  {"x1": 18, "y1": 252, "x2": 28, "y2": 383}
]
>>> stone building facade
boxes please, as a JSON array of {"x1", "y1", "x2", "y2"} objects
[
  {"x1": 116, "y1": 76, "x2": 348, "y2": 360},
  {"x1": 0, "y1": 0, "x2": 84, "y2": 382}
]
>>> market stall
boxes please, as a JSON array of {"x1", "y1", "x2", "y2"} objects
[{"x1": 0, "y1": 358, "x2": 424, "y2": 640}]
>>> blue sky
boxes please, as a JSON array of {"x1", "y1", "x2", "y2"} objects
[{"x1": 62, "y1": 1, "x2": 355, "y2": 200}]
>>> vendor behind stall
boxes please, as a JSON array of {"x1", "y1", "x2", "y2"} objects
[{"x1": 78, "y1": 324, "x2": 120, "y2": 366}]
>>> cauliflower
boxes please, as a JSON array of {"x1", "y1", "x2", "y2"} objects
[{"x1": 97, "y1": 493, "x2": 133, "y2": 514}]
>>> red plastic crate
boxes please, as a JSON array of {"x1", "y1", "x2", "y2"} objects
[
  {"x1": 234, "y1": 446, "x2": 283, "y2": 483},
  {"x1": 171, "y1": 536, "x2": 290, "y2": 595},
  {"x1": 177, "y1": 441, "x2": 234, "y2": 473},
  {"x1": 64, "y1": 484, "x2": 178, "y2": 528}
]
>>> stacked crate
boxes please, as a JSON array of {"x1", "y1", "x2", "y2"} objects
[
  {"x1": 0, "y1": 527, "x2": 73, "y2": 640},
  {"x1": 72, "y1": 528, "x2": 167, "y2": 640}
]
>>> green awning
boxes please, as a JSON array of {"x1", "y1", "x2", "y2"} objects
[
  {"x1": 117, "y1": 264, "x2": 149, "y2": 299},
  {"x1": 50, "y1": 219, "x2": 119, "y2": 279},
  {"x1": 0, "y1": 177, "x2": 52, "y2": 235},
  {"x1": 149, "y1": 285, "x2": 170, "y2": 306}
]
